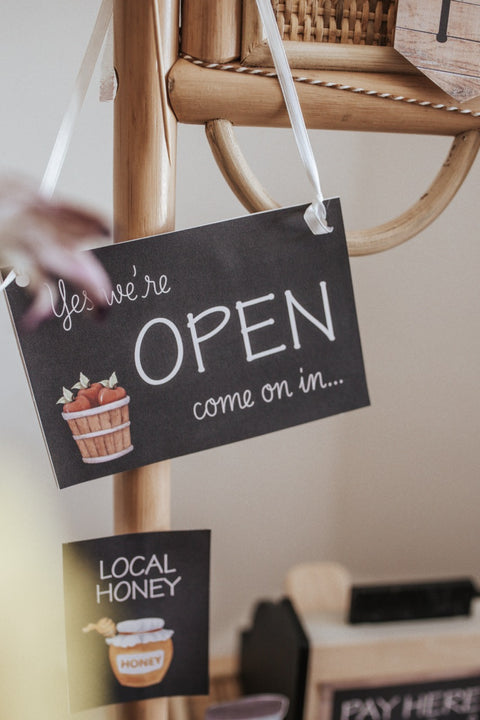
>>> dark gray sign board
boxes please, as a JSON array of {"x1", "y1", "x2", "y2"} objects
[
  {"x1": 5, "y1": 201, "x2": 369, "y2": 488},
  {"x1": 63, "y1": 530, "x2": 210, "y2": 711}
]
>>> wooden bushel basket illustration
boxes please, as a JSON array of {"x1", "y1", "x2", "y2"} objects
[
  {"x1": 170, "y1": 0, "x2": 480, "y2": 255},
  {"x1": 62, "y1": 396, "x2": 133, "y2": 464}
]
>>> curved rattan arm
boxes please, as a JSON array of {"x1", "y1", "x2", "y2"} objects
[{"x1": 205, "y1": 119, "x2": 480, "y2": 256}]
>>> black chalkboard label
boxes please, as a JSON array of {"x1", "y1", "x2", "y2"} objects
[
  {"x1": 5, "y1": 200, "x2": 369, "y2": 488},
  {"x1": 63, "y1": 530, "x2": 210, "y2": 712},
  {"x1": 326, "y1": 674, "x2": 480, "y2": 720}
]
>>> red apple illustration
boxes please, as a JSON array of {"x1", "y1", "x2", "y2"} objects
[
  {"x1": 72, "y1": 372, "x2": 102, "y2": 407},
  {"x1": 98, "y1": 372, "x2": 127, "y2": 406},
  {"x1": 57, "y1": 387, "x2": 92, "y2": 413}
]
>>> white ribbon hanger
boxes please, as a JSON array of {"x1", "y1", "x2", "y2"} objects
[
  {"x1": 40, "y1": 0, "x2": 113, "y2": 199},
  {"x1": 255, "y1": 0, "x2": 332, "y2": 235},
  {"x1": 0, "y1": 0, "x2": 113, "y2": 294}
]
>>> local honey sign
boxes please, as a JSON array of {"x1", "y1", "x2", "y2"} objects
[{"x1": 63, "y1": 530, "x2": 210, "y2": 711}]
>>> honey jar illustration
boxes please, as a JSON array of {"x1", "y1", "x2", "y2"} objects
[{"x1": 83, "y1": 616, "x2": 174, "y2": 688}]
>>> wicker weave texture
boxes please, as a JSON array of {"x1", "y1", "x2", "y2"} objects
[{"x1": 272, "y1": 0, "x2": 398, "y2": 45}]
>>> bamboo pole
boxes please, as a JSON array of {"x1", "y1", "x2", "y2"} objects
[
  {"x1": 242, "y1": 43, "x2": 419, "y2": 73},
  {"x1": 241, "y1": 0, "x2": 264, "y2": 61},
  {"x1": 181, "y1": 0, "x2": 242, "y2": 63},
  {"x1": 169, "y1": 58, "x2": 480, "y2": 136},
  {"x1": 113, "y1": 1, "x2": 177, "y2": 243},
  {"x1": 113, "y1": 1, "x2": 178, "y2": 718}
]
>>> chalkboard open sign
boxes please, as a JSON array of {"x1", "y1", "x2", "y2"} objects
[
  {"x1": 4, "y1": 201, "x2": 369, "y2": 488},
  {"x1": 322, "y1": 673, "x2": 480, "y2": 720}
]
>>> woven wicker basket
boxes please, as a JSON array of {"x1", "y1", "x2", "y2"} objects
[{"x1": 272, "y1": 0, "x2": 398, "y2": 46}]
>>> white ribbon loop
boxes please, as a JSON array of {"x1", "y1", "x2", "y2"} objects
[
  {"x1": 40, "y1": 0, "x2": 113, "y2": 198},
  {"x1": 304, "y1": 198, "x2": 331, "y2": 235},
  {"x1": 255, "y1": 0, "x2": 332, "y2": 235},
  {"x1": 0, "y1": 269, "x2": 17, "y2": 292},
  {"x1": 0, "y1": 0, "x2": 114, "y2": 295}
]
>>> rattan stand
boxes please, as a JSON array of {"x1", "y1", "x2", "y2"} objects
[{"x1": 110, "y1": 4, "x2": 480, "y2": 720}]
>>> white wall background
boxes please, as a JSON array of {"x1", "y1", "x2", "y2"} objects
[{"x1": 1, "y1": 2, "x2": 479, "y2": 719}]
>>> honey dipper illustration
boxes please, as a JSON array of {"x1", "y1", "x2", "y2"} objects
[
  {"x1": 83, "y1": 617, "x2": 174, "y2": 688},
  {"x1": 82, "y1": 617, "x2": 117, "y2": 638}
]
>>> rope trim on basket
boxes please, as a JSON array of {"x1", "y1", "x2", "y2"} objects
[{"x1": 180, "y1": 52, "x2": 480, "y2": 119}]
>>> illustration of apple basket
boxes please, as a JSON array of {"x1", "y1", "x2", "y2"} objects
[
  {"x1": 83, "y1": 617, "x2": 174, "y2": 688},
  {"x1": 58, "y1": 372, "x2": 133, "y2": 464}
]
